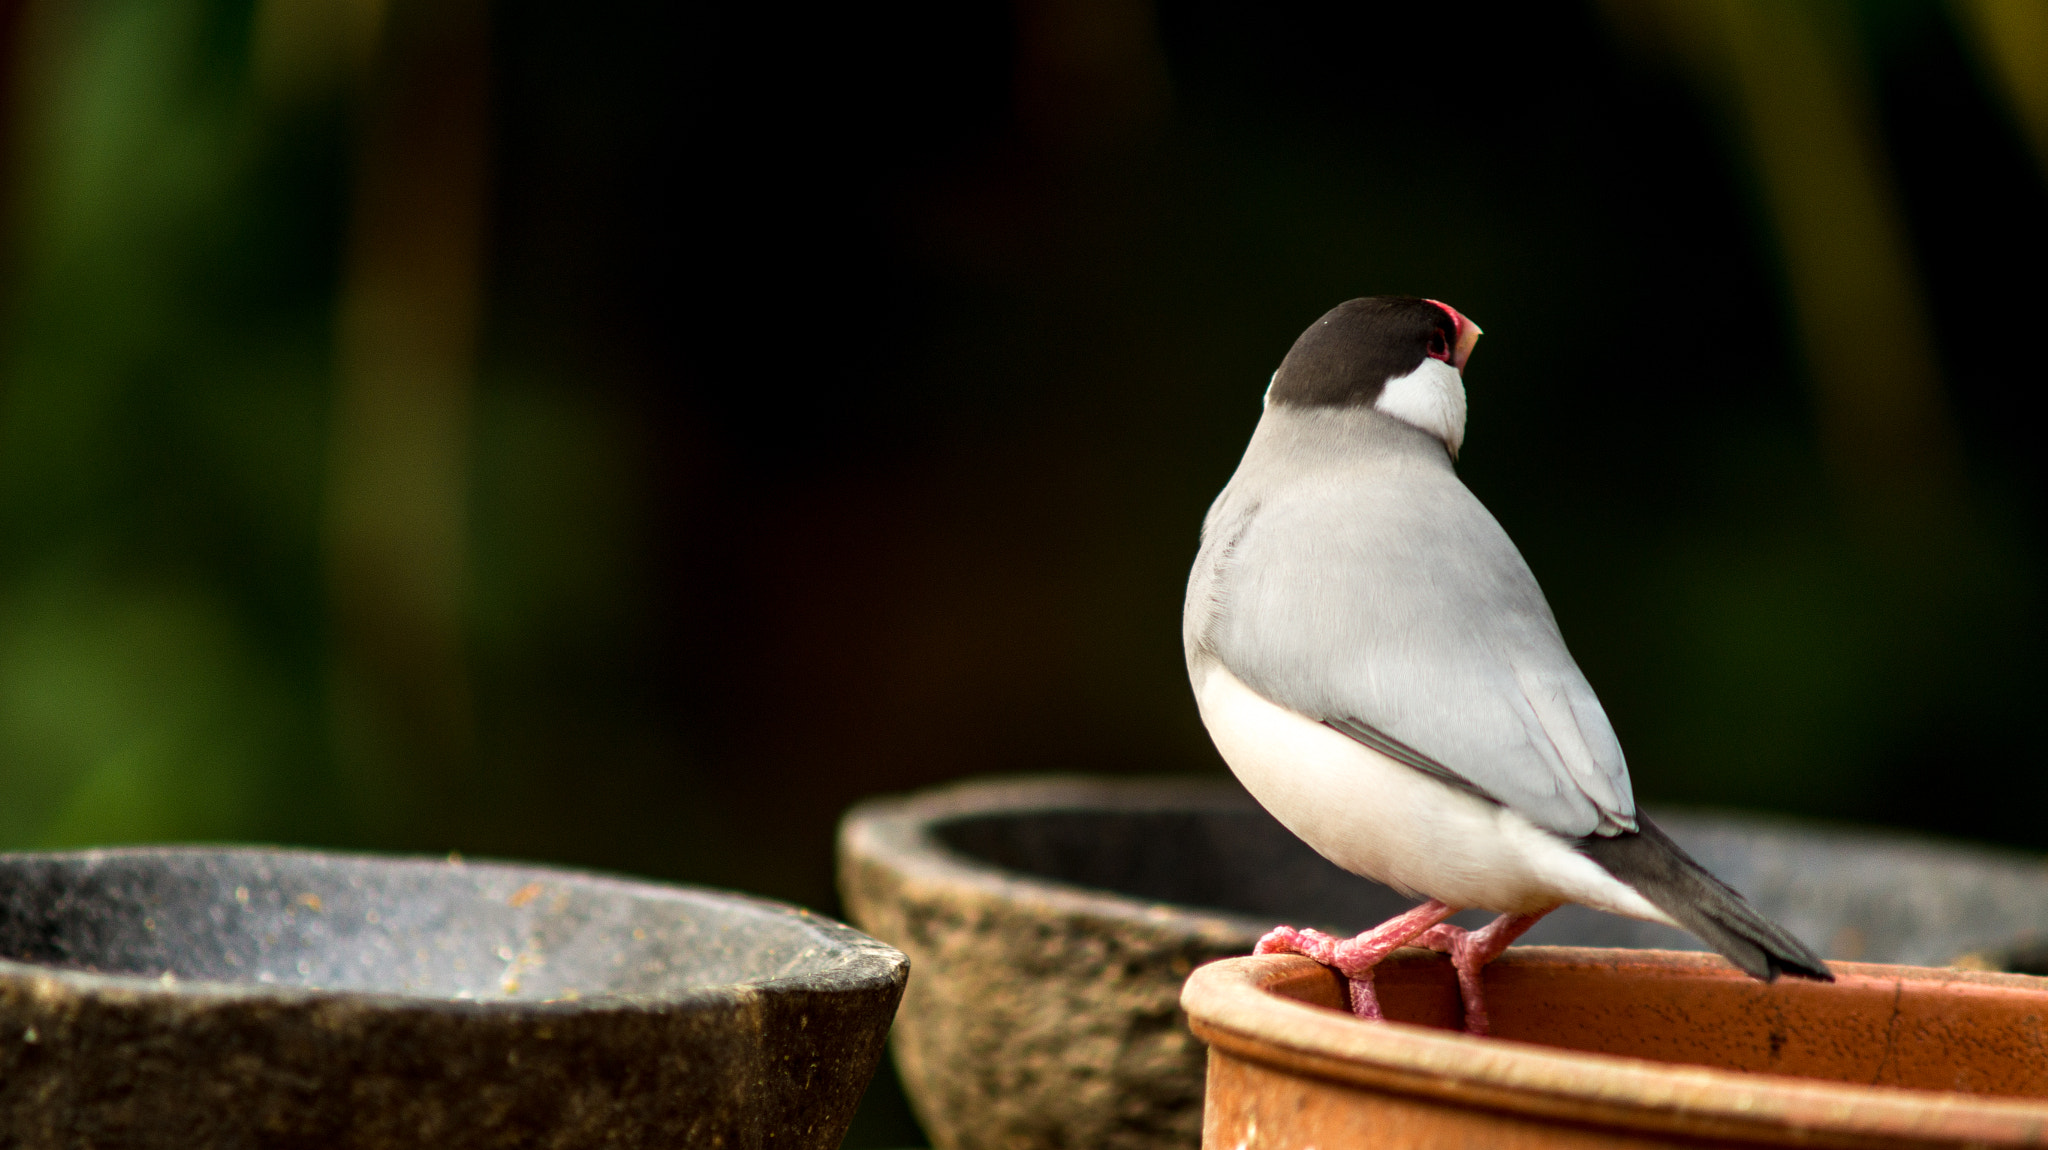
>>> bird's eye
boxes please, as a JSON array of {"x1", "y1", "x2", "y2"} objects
[{"x1": 1426, "y1": 331, "x2": 1450, "y2": 361}]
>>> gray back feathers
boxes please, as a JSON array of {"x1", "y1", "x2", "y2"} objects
[{"x1": 1185, "y1": 404, "x2": 1636, "y2": 839}]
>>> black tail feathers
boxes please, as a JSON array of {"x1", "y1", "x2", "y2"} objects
[{"x1": 1578, "y1": 814, "x2": 1834, "y2": 983}]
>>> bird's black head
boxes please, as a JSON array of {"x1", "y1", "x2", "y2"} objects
[{"x1": 1265, "y1": 297, "x2": 1476, "y2": 409}]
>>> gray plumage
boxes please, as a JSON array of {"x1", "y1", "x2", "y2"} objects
[
  {"x1": 1185, "y1": 296, "x2": 1832, "y2": 987},
  {"x1": 1185, "y1": 401, "x2": 1635, "y2": 840}
]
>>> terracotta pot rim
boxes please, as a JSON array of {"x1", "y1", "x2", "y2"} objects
[{"x1": 1184, "y1": 950, "x2": 2048, "y2": 1146}]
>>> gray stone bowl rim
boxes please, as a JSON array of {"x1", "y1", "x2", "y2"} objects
[
  {"x1": 842, "y1": 774, "x2": 2048, "y2": 944},
  {"x1": 843, "y1": 774, "x2": 1291, "y2": 945},
  {"x1": 0, "y1": 844, "x2": 905, "y2": 1015}
]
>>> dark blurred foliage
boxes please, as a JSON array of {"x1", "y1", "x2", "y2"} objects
[{"x1": 1, "y1": 1, "x2": 2045, "y2": 1143}]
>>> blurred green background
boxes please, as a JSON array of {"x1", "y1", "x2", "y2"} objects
[{"x1": 1, "y1": 0, "x2": 2044, "y2": 1144}]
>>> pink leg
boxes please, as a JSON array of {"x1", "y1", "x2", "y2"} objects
[
  {"x1": 1255, "y1": 900, "x2": 1459, "y2": 1020},
  {"x1": 1415, "y1": 907, "x2": 1555, "y2": 1035}
]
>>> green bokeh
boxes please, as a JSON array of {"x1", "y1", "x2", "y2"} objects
[{"x1": 2, "y1": 5, "x2": 2044, "y2": 1145}]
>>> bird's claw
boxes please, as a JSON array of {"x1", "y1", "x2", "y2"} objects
[
  {"x1": 1255, "y1": 924, "x2": 1341, "y2": 966},
  {"x1": 1255, "y1": 925, "x2": 1387, "y2": 1018},
  {"x1": 1415, "y1": 922, "x2": 1490, "y2": 1034},
  {"x1": 1416, "y1": 922, "x2": 1473, "y2": 960},
  {"x1": 1413, "y1": 910, "x2": 1551, "y2": 1035}
]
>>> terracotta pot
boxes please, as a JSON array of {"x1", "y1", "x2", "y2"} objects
[
  {"x1": 841, "y1": 776, "x2": 2048, "y2": 1150},
  {"x1": 1184, "y1": 948, "x2": 2048, "y2": 1148}
]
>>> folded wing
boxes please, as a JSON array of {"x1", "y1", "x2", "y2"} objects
[{"x1": 1195, "y1": 459, "x2": 1634, "y2": 839}]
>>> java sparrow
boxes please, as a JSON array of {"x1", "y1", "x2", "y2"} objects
[{"x1": 1183, "y1": 297, "x2": 1832, "y2": 1035}]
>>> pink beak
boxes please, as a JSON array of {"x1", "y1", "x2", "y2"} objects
[{"x1": 1425, "y1": 299, "x2": 1483, "y2": 373}]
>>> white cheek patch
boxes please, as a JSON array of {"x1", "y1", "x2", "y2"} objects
[{"x1": 1374, "y1": 358, "x2": 1468, "y2": 456}]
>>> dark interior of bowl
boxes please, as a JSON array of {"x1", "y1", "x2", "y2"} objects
[
  {"x1": 0, "y1": 848, "x2": 850, "y2": 1002},
  {"x1": 931, "y1": 800, "x2": 2048, "y2": 966},
  {"x1": 937, "y1": 807, "x2": 1417, "y2": 926},
  {"x1": 934, "y1": 806, "x2": 1710, "y2": 948}
]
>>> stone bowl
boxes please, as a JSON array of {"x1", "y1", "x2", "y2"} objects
[
  {"x1": 1187, "y1": 950, "x2": 2048, "y2": 1148},
  {"x1": 838, "y1": 775, "x2": 2048, "y2": 1150},
  {"x1": 0, "y1": 846, "x2": 909, "y2": 1148}
]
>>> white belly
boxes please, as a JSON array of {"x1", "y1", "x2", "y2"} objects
[{"x1": 1195, "y1": 663, "x2": 1673, "y2": 923}]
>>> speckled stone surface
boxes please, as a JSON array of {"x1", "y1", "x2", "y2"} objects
[
  {"x1": 838, "y1": 775, "x2": 2048, "y2": 1150},
  {"x1": 838, "y1": 780, "x2": 1268, "y2": 1150},
  {"x1": 0, "y1": 847, "x2": 909, "y2": 1149}
]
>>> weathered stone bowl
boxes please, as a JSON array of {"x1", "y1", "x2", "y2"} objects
[
  {"x1": 1, "y1": 846, "x2": 909, "y2": 1148},
  {"x1": 838, "y1": 775, "x2": 2048, "y2": 1150}
]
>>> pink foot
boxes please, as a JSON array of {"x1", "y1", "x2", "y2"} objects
[
  {"x1": 1255, "y1": 924, "x2": 1344, "y2": 965},
  {"x1": 1415, "y1": 908, "x2": 1554, "y2": 1035},
  {"x1": 1255, "y1": 900, "x2": 1459, "y2": 1020}
]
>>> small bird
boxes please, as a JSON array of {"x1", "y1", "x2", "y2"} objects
[{"x1": 1183, "y1": 297, "x2": 1831, "y2": 1035}]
